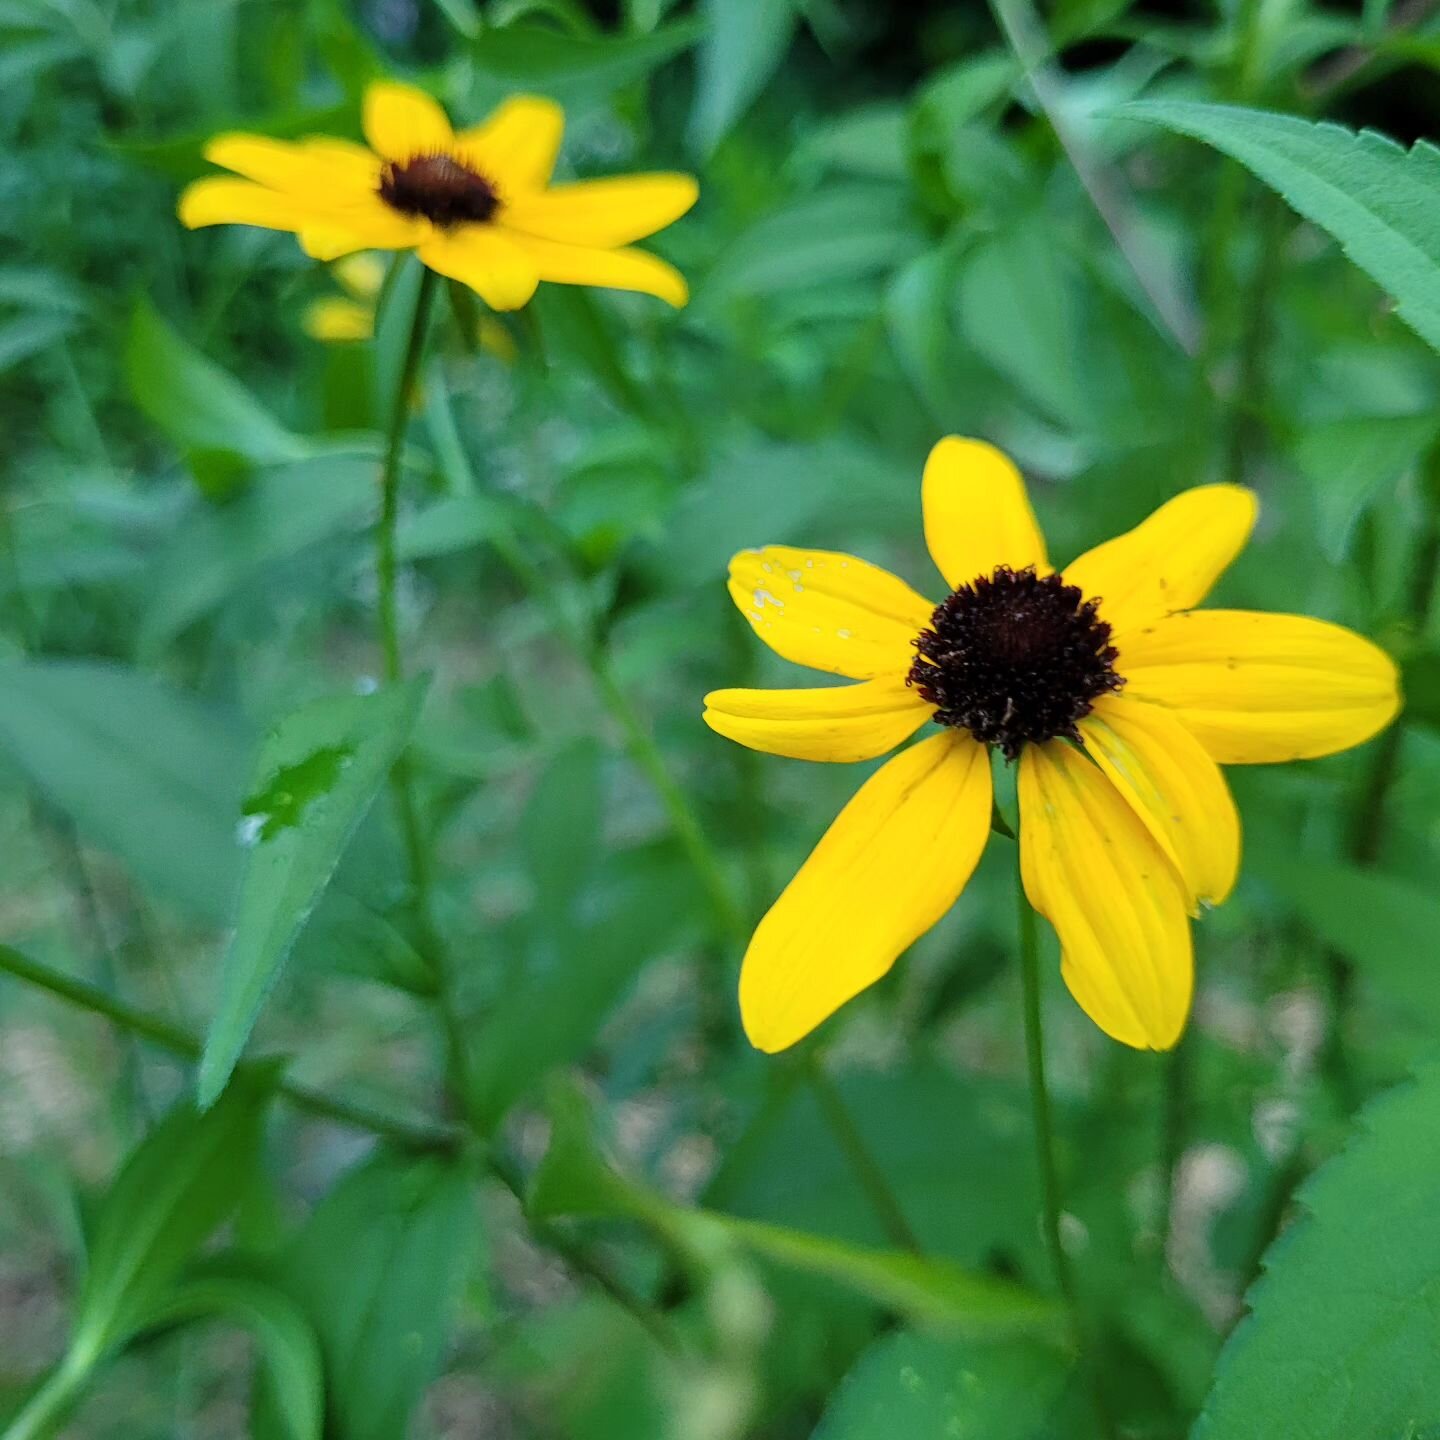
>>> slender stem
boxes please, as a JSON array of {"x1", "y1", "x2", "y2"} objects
[
  {"x1": 0, "y1": 943, "x2": 459, "y2": 1152},
  {"x1": 1157, "y1": 1033, "x2": 1188, "y2": 1262},
  {"x1": 1015, "y1": 867, "x2": 1113, "y2": 1436},
  {"x1": 3, "y1": 1348, "x2": 93, "y2": 1440},
  {"x1": 373, "y1": 264, "x2": 479, "y2": 1118},
  {"x1": 988, "y1": 0, "x2": 1199, "y2": 354},
  {"x1": 805, "y1": 1053, "x2": 922, "y2": 1254}
]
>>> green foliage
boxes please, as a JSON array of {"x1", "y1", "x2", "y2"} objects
[
  {"x1": 1124, "y1": 101, "x2": 1440, "y2": 355},
  {"x1": 1196, "y1": 1060, "x2": 1440, "y2": 1438},
  {"x1": 199, "y1": 679, "x2": 429, "y2": 1106}
]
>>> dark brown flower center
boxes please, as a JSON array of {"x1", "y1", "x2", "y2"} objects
[
  {"x1": 908, "y1": 565, "x2": 1122, "y2": 760},
  {"x1": 378, "y1": 153, "x2": 499, "y2": 226}
]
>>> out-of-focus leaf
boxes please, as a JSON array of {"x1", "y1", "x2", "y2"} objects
[
  {"x1": 125, "y1": 300, "x2": 310, "y2": 469},
  {"x1": 812, "y1": 1329, "x2": 1077, "y2": 1440},
  {"x1": 471, "y1": 18, "x2": 703, "y2": 92},
  {"x1": 277, "y1": 1151, "x2": 480, "y2": 1440},
  {"x1": 702, "y1": 185, "x2": 923, "y2": 305},
  {"x1": 0, "y1": 658, "x2": 251, "y2": 923},
  {"x1": 0, "y1": 311, "x2": 78, "y2": 376},
  {"x1": 1195, "y1": 1060, "x2": 1440, "y2": 1438},
  {"x1": 137, "y1": 1274, "x2": 322, "y2": 1440},
  {"x1": 138, "y1": 456, "x2": 377, "y2": 656},
  {"x1": 518, "y1": 739, "x2": 604, "y2": 928},
  {"x1": 885, "y1": 242, "x2": 963, "y2": 421},
  {"x1": 530, "y1": 1081, "x2": 1060, "y2": 1336},
  {"x1": 688, "y1": 0, "x2": 799, "y2": 156},
  {"x1": 1257, "y1": 854, "x2": 1440, "y2": 1030},
  {"x1": 108, "y1": 103, "x2": 353, "y2": 179},
  {"x1": 71, "y1": 1083, "x2": 269, "y2": 1364},
  {"x1": 1401, "y1": 650, "x2": 1440, "y2": 732},
  {"x1": 290, "y1": 892, "x2": 434, "y2": 994},
  {"x1": 1290, "y1": 412, "x2": 1438, "y2": 562},
  {"x1": 1122, "y1": 102, "x2": 1440, "y2": 354},
  {"x1": 198, "y1": 680, "x2": 429, "y2": 1107},
  {"x1": 396, "y1": 494, "x2": 502, "y2": 561}
]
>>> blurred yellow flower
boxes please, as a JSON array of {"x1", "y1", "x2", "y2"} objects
[
  {"x1": 301, "y1": 251, "x2": 518, "y2": 362},
  {"x1": 707, "y1": 437, "x2": 1401, "y2": 1054},
  {"x1": 180, "y1": 81, "x2": 697, "y2": 310}
]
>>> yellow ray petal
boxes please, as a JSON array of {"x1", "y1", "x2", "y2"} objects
[
  {"x1": 1064, "y1": 485, "x2": 1257, "y2": 637},
  {"x1": 703, "y1": 676, "x2": 933, "y2": 762},
  {"x1": 363, "y1": 80, "x2": 454, "y2": 162},
  {"x1": 1019, "y1": 741, "x2": 1193, "y2": 1050},
  {"x1": 1119, "y1": 610, "x2": 1400, "y2": 764},
  {"x1": 417, "y1": 227, "x2": 540, "y2": 311},
  {"x1": 740, "y1": 733, "x2": 992, "y2": 1052},
  {"x1": 921, "y1": 436, "x2": 1047, "y2": 590},
  {"x1": 303, "y1": 296, "x2": 372, "y2": 342},
  {"x1": 177, "y1": 177, "x2": 314, "y2": 233},
  {"x1": 727, "y1": 546, "x2": 934, "y2": 680},
  {"x1": 456, "y1": 95, "x2": 565, "y2": 193},
  {"x1": 501, "y1": 173, "x2": 698, "y2": 247},
  {"x1": 504, "y1": 233, "x2": 688, "y2": 306},
  {"x1": 333, "y1": 252, "x2": 387, "y2": 300},
  {"x1": 203, "y1": 134, "x2": 380, "y2": 197},
  {"x1": 1079, "y1": 694, "x2": 1240, "y2": 910}
]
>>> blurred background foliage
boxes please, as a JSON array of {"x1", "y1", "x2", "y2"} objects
[{"x1": 3, "y1": 0, "x2": 1440, "y2": 1436}]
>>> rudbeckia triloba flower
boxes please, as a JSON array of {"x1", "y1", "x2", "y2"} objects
[
  {"x1": 705, "y1": 437, "x2": 1401, "y2": 1054},
  {"x1": 179, "y1": 81, "x2": 697, "y2": 310}
]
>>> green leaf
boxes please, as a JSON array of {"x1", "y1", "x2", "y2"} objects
[
  {"x1": 1257, "y1": 854, "x2": 1440, "y2": 1031},
  {"x1": 518, "y1": 739, "x2": 604, "y2": 929},
  {"x1": 136, "y1": 1275, "x2": 323, "y2": 1440},
  {"x1": 71, "y1": 1082, "x2": 269, "y2": 1365},
  {"x1": 138, "y1": 456, "x2": 378, "y2": 657},
  {"x1": 471, "y1": 18, "x2": 703, "y2": 92},
  {"x1": 278, "y1": 1151, "x2": 480, "y2": 1440},
  {"x1": 0, "y1": 310, "x2": 78, "y2": 376},
  {"x1": 1121, "y1": 101, "x2": 1440, "y2": 354},
  {"x1": 0, "y1": 658, "x2": 251, "y2": 923},
  {"x1": 813, "y1": 1329, "x2": 1077, "y2": 1440},
  {"x1": 688, "y1": 0, "x2": 799, "y2": 155},
  {"x1": 126, "y1": 299, "x2": 310, "y2": 470},
  {"x1": 198, "y1": 679, "x2": 430, "y2": 1107},
  {"x1": 1195, "y1": 1060, "x2": 1440, "y2": 1438}
]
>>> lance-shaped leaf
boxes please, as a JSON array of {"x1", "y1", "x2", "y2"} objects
[
  {"x1": 198, "y1": 679, "x2": 429, "y2": 1107},
  {"x1": 1121, "y1": 101, "x2": 1440, "y2": 354}
]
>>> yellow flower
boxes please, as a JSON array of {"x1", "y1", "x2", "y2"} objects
[
  {"x1": 301, "y1": 251, "x2": 518, "y2": 362},
  {"x1": 706, "y1": 437, "x2": 1400, "y2": 1054},
  {"x1": 179, "y1": 81, "x2": 698, "y2": 311}
]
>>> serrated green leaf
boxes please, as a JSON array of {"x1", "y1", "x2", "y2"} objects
[
  {"x1": 813, "y1": 1329, "x2": 1076, "y2": 1440},
  {"x1": 137, "y1": 1275, "x2": 322, "y2": 1440},
  {"x1": 198, "y1": 680, "x2": 430, "y2": 1107},
  {"x1": 1195, "y1": 1060, "x2": 1440, "y2": 1438},
  {"x1": 277, "y1": 1151, "x2": 480, "y2": 1440},
  {"x1": 1121, "y1": 101, "x2": 1440, "y2": 354},
  {"x1": 71, "y1": 1083, "x2": 270, "y2": 1364}
]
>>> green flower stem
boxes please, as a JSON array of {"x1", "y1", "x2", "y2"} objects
[
  {"x1": 2, "y1": 1347, "x2": 93, "y2": 1440},
  {"x1": 0, "y1": 942, "x2": 460, "y2": 1150},
  {"x1": 1015, "y1": 868, "x2": 1114, "y2": 1438},
  {"x1": 374, "y1": 263, "x2": 478, "y2": 1116},
  {"x1": 804, "y1": 1052, "x2": 922, "y2": 1253}
]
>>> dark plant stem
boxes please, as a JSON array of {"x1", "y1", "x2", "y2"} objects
[
  {"x1": 374, "y1": 263, "x2": 477, "y2": 1115},
  {"x1": 1016, "y1": 868, "x2": 1114, "y2": 1439}
]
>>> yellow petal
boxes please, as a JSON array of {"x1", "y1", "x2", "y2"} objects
[
  {"x1": 921, "y1": 436, "x2": 1047, "y2": 590},
  {"x1": 177, "y1": 177, "x2": 313, "y2": 233},
  {"x1": 505, "y1": 234, "x2": 689, "y2": 306},
  {"x1": 703, "y1": 676, "x2": 933, "y2": 762},
  {"x1": 1079, "y1": 694, "x2": 1239, "y2": 910},
  {"x1": 203, "y1": 134, "x2": 380, "y2": 196},
  {"x1": 417, "y1": 227, "x2": 540, "y2": 311},
  {"x1": 1120, "y1": 610, "x2": 1400, "y2": 764},
  {"x1": 333, "y1": 252, "x2": 387, "y2": 301},
  {"x1": 727, "y1": 546, "x2": 934, "y2": 680},
  {"x1": 363, "y1": 80, "x2": 454, "y2": 162},
  {"x1": 740, "y1": 733, "x2": 992, "y2": 1052},
  {"x1": 1019, "y1": 741, "x2": 1193, "y2": 1050},
  {"x1": 303, "y1": 296, "x2": 373, "y2": 342},
  {"x1": 1063, "y1": 485, "x2": 1257, "y2": 637},
  {"x1": 501, "y1": 173, "x2": 698, "y2": 247},
  {"x1": 455, "y1": 95, "x2": 564, "y2": 193}
]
